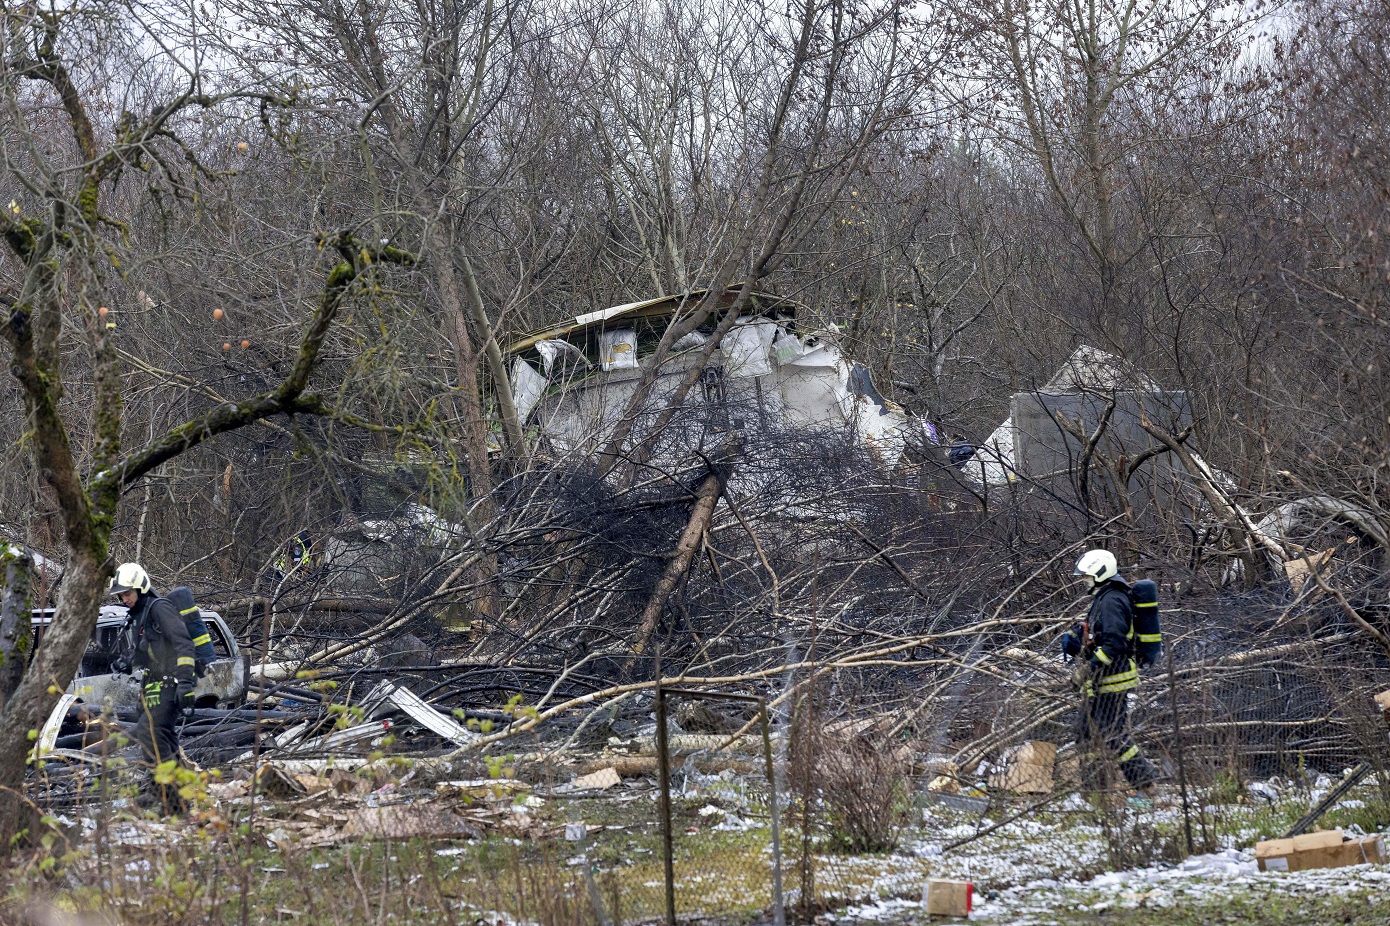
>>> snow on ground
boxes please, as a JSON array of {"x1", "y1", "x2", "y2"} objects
[
  {"x1": 819, "y1": 794, "x2": 1390, "y2": 924},
  {"x1": 806, "y1": 802, "x2": 1111, "y2": 914},
  {"x1": 835, "y1": 848, "x2": 1390, "y2": 924},
  {"x1": 971, "y1": 851, "x2": 1388, "y2": 923}
]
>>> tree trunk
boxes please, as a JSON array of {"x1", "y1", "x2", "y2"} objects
[
  {"x1": 627, "y1": 464, "x2": 729, "y2": 667},
  {"x1": 0, "y1": 546, "x2": 34, "y2": 712},
  {"x1": 437, "y1": 258, "x2": 503, "y2": 625},
  {"x1": 0, "y1": 548, "x2": 104, "y2": 847}
]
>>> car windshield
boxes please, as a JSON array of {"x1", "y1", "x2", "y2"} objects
[{"x1": 82, "y1": 622, "x2": 127, "y2": 676}]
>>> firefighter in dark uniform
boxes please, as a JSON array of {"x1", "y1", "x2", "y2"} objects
[
  {"x1": 110, "y1": 562, "x2": 197, "y2": 812},
  {"x1": 1060, "y1": 549, "x2": 1159, "y2": 795}
]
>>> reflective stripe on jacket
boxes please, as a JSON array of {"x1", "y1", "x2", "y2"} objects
[{"x1": 1085, "y1": 657, "x2": 1139, "y2": 696}]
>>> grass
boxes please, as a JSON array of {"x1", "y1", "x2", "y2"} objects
[{"x1": 6, "y1": 780, "x2": 1390, "y2": 925}]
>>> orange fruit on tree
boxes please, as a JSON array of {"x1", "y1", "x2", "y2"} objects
[
  {"x1": 240, "y1": 339, "x2": 250, "y2": 349},
  {"x1": 213, "y1": 308, "x2": 224, "y2": 320},
  {"x1": 221, "y1": 342, "x2": 231, "y2": 352}
]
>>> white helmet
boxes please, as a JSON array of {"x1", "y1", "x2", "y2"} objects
[
  {"x1": 1074, "y1": 549, "x2": 1118, "y2": 586},
  {"x1": 109, "y1": 562, "x2": 152, "y2": 596}
]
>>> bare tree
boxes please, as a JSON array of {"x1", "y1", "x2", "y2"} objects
[
  {"x1": 958, "y1": 0, "x2": 1253, "y2": 352},
  {"x1": 0, "y1": 3, "x2": 412, "y2": 841}
]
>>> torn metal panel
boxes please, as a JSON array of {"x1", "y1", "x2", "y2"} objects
[
  {"x1": 268, "y1": 720, "x2": 313, "y2": 751},
  {"x1": 35, "y1": 693, "x2": 76, "y2": 758},
  {"x1": 365, "y1": 680, "x2": 477, "y2": 747},
  {"x1": 38, "y1": 748, "x2": 103, "y2": 765},
  {"x1": 535, "y1": 339, "x2": 589, "y2": 376},
  {"x1": 506, "y1": 288, "x2": 801, "y2": 356},
  {"x1": 250, "y1": 718, "x2": 394, "y2": 760}
]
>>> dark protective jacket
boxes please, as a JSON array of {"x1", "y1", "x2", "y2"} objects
[
  {"x1": 125, "y1": 592, "x2": 196, "y2": 688},
  {"x1": 1083, "y1": 578, "x2": 1138, "y2": 695}
]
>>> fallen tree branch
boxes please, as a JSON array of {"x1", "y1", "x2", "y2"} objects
[{"x1": 1310, "y1": 569, "x2": 1390, "y2": 659}]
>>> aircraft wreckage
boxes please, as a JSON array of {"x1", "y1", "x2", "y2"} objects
[{"x1": 503, "y1": 288, "x2": 931, "y2": 470}]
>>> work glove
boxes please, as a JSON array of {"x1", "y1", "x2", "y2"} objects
[
  {"x1": 1069, "y1": 662, "x2": 1090, "y2": 692},
  {"x1": 176, "y1": 681, "x2": 196, "y2": 719}
]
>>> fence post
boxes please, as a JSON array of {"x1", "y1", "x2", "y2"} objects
[
  {"x1": 655, "y1": 679, "x2": 676, "y2": 926},
  {"x1": 759, "y1": 699, "x2": 786, "y2": 926}
]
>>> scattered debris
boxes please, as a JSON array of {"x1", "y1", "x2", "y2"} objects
[
  {"x1": 256, "y1": 763, "x2": 309, "y2": 800},
  {"x1": 1255, "y1": 829, "x2": 1387, "y2": 872},
  {"x1": 579, "y1": 755, "x2": 657, "y2": 778},
  {"x1": 925, "y1": 791, "x2": 989, "y2": 814},
  {"x1": 1283, "y1": 762, "x2": 1373, "y2": 837},
  {"x1": 339, "y1": 805, "x2": 482, "y2": 842},
  {"x1": 363, "y1": 679, "x2": 478, "y2": 747},
  {"x1": 987, "y1": 741, "x2": 1056, "y2": 795},
  {"x1": 572, "y1": 767, "x2": 621, "y2": 791},
  {"x1": 208, "y1": 779, "x2": 250, "y2": 801},
  {"x1": 293, "y1": 774, "x2": 335, "y2": 795},
  {"x1": 921, "y1": 879, "x2": 973, "y2": 917},
  {"x1": 634, "y1": 733, "x2": 766, "y2": 756},
  {"x1": 673, "y1": 699, "x2": 743, "y2": 734},
  {"x1": 927, "y1": 774, "x2": 960, "y2": 795},
  {"x1": 435, "y1": 779, "x2": 530, "y2": 801},
  {"x1": 1283, "y1": 548, "x2": 1335, "y2": 593}
]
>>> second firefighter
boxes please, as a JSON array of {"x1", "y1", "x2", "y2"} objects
[{"x1": 1060, "y1": 549, "x2": 1160, "y2": 795}]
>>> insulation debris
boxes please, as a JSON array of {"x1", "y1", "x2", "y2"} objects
[
  {"x1": 571, "y1": 767, "x2": 621, "y2": 791},
  {"x1": 988, "y1": 741, "x2": 1057, "y2": 795}
]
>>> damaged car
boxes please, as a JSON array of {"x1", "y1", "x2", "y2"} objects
[{"x1": 33, "y1": 603, "x2": 249, "y2": 715}]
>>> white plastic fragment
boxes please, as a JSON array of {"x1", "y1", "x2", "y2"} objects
[
  {"x1": 720, "y1": 317, "x2": 776, "y2": 378},
  {"x1": 599, "y1": 328, "x2": 638, "y2": 371},
  {"x1": 511, "y1": 357, "x2": 548, "y2": 424},
  {"x1": 534, "y1": 339, "x2": 588, "y2": 376}
]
